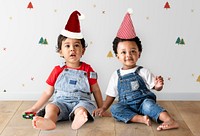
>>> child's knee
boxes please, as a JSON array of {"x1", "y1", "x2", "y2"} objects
[
  {"x1": 74, "y1": 107, "x2": 87, "y2": 114},
  {"x1": 142, "y1": 99, "x2": 154, "y2": 109},
  {"x1": 45, "y1": 103, "x2": 59, "y2": 112}
]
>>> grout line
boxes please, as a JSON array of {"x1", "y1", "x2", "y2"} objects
[
  {"x1": 76, "y1": 129, "x2": 78, "y2": 136},
  {"x1": 0, "y1": 101, "x2": 23, "y2": 135},
  {"x1": 114, "y1": 119, "x2": 116, "y2": 136}
]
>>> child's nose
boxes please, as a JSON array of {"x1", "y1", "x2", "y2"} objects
[
  {"x1": 70, "y1": 46, "x2": 75, "y2": 51},
  {"x1": 127, "y1": 52, "x2": 132, "y2": 56}
]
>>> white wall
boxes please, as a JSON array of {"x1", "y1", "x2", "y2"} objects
[{"x1": 0, "y1": 0, "x2": 200, "y2": 100}]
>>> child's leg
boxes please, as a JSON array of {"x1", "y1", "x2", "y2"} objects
[
  {"x1": 130, "y1": 115, "x2": 151, "y2": 126},
  {"x1": 32, "y1": 103, "x2": 59, "y2": 130},
  {"x1": 157, "y1": 111, "x2": 179, "y2": 131},
  {"x1": 71, "y1": 107, "x2": 88, "y2": 130}
]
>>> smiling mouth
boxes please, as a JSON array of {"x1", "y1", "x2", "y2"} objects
[{"x1": 126, "y1": 59, "x2": 133, "y2": 61}]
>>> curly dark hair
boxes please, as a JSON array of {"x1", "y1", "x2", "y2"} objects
[
  {"x1": 56, "y1": 34, "x2": 86, "y2": 52},
  {"x1": 112, "y1": 36, "x2": 142, "y2": 56}
]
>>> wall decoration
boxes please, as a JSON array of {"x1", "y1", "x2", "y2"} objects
[
  {"x1": 0, "y1": 1, "x2": 200, "y2": 100},
  {"x1": 1, "y1": 47, "x2": 6, "y2": 51},
  {"x1": 107, "y1": 51, "x2": 113, "y2": 58},
  {"x1": 175, "y1": 37, "x2": 185, "y2": 45},
  {"x1": 9, "y1": 16, "x2": 13, "y2": 20},
  {"x1": 197, "y1": 75, "x2": 200, "y2": 83},
  {"x1": 38, "y1": 37, "x2": 48, "y2": 45},
  {"x1": 27, "y1": 2, "x2": 33, "y2": 9},
  {"x1": 164, "y1": 2, "x2": 170, "y2": 9},
  {"x1": 167, "y1": 77, "x2": 171, "y2": 81}
]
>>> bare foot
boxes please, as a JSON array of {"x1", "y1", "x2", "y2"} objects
[
  {"x1": 130, "y1": 115, "x2": 151, "y2": 126},
  {"x1": 157, "y1": 120, "x2": 179, "y2": 131},
  {"x1": 32, "y1": 116, "x2": 56, "y2": 130},
  {"x1": 71, "y1": 109, "x2": 88, "y2": 130},
  {"x1": 144, "y1": 115, "x2": 152, "y2": 126}
]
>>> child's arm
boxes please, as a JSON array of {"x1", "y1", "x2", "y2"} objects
[
  {"x1": 154, "y1": 76, "x2": 164, "y2": 91},
  {"x1": 24, "y1": 85, "x2": 54, "y2": 113},
  {"x1": 91, "y1": 83, "x2": 103, "y2": 108},
  {"x1": 92, "y1": 83, "x2": 113, "y2": 117}
]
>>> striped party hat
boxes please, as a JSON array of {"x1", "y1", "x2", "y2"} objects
[{"x1": 117, "y1": 8, "x2": 136, "y2": 39}]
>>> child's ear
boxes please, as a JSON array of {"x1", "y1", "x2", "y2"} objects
[
  {"x1": 116, "y1": 54, "x2": 119, "y2": 59},
  {"x1": 59, "y1": 50, "x2": 63, "y2": 57},
  {"x1": 82, "y1": 48, "x2": 86, "y2": 55},
  {"x1": 139, "y1": 52, "x2": 141, "y2": 58}
]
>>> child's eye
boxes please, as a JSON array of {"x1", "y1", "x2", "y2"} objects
[
  {"x1": 131, "y1": 50, "x2": 136, "y2": 53},
  {"x1": 65, "y1": 45, "x2": 70, "y2": 48},
  {"x1": 121, "y1": 51, "x2": 126, "y2": 54},
  {"x1": 75, "y1": 44, "x2": 80, "y2": 48}
]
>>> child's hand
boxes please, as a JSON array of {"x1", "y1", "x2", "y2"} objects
[
  {"x1": 23, "y1": 108, "x2": 37, "y2": 115},
  {"x1": 102, "y1": 111, "x2": 112, "y2": 117},
  {"x1": 93, "y1": 108, "x2": 106, "y2": 117},
  {"x1": 154, "y1": 76, "x2": 164, "y2": 91},
  {"x1": 22, "y1": 108, "x2": 37, "y2": 119}
]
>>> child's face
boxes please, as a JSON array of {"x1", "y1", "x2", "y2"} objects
[
  {"x1": 59, "y1": 38, "x2": 85, "y2": 67},
  {"x1": 117, "y1": 41, "x2": 141, "y2": 70}
]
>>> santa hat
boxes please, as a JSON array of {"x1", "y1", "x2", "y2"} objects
[
  {"x1": 60, "y1": 10, "x2": 84, "y2": 39},
  {"x1": 117, "y1": 8, "x2": 136, "y2": 39}
]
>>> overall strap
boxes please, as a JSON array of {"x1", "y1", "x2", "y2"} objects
[
  {"x1": 117, "y1": 69, "x2": 122, "y2": 80},
  {"x1": 135, "y1": 66, "x2": 143, "y2": 74}
]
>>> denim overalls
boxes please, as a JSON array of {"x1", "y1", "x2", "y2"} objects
[
  {"x1": 110, "y1": 66, "x2": 165, "y2": 123},
  {"x1": 51, "y1": 68, "x2": 96, "y2": 121}
]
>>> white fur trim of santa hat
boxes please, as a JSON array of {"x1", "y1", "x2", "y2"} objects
[{"x1": 60, "y1": 10, "x2": 84, "y2": 39}]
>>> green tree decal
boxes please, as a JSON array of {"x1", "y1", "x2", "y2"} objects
[
  {"x1": 175, "y1": 37, "x2": 181, "y2": 44},
  {"x1": 180, "y1": 38, "x2": 185, "y2": 45},
  {"x1": 39, "y1": 37, "x2": 44, "y2": 44},
  {"x1": 43, "y1": 39, "x2": 48, "y2": 45}
]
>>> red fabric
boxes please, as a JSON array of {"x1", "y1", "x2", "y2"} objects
[
  {"x1": 117, "y1": 13, "x2": 136, "y2": 39},
  {"x1": 65, "y1": 10, "x2": 81, "y2": 33},
  {"x1": 46, "y1": 62, "x2": 97, "y2": 92}
]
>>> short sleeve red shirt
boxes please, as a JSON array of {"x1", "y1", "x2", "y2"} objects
[{"x1": 46, "y1": 62, "x2": 97, "y2": 92}]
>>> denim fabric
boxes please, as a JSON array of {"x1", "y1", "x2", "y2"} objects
[
  {"x1": 110, "y1": 66, "x2": 165, "y2": 123},
  {"x1": 51, "y1": 68, "x2": 96, "y2": 121}
]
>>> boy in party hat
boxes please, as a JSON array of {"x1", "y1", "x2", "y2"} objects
[
  {"x1": 93, "y1": 9, "x2": 179, "y2": 131},
  {"x1": 25, "y1": 10, "x2": 108, "y2": 130}
]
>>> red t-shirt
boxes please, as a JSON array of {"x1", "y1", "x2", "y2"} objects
[{"x1": 46, "y1": 62, "x2": 97, "y2": 92}]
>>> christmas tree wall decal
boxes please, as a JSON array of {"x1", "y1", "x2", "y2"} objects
[
  {"x1": 43, "y1": 39, "x2": 48, "y2": 45},
  {"x1": 197, "y1": 75, "x2": 200, "y2": 83},
  {"x1": 39, "y1": 37, "x2": 44, "y2": 44},
  {"x1": 107, "y1": 51, "x2": 113, "y2": 58},
  {"x1": 175, "y1": 37, "x2": 181, "y2": 44},
  {"x1": 179, "y1": 38, "x2": 185, "y2": 45},
  {"x1": 164, "y1": 2, "x2": 170, "y2": 9},
  {"x1": 38, "y1": 37, "x2": 48, "y2": 45},
  {"x1": 175, "y1": 37, "x2": 185, "y2": 45},
  {"x1": 27, "y1": 2, "x2": 33, "y2": 9}
]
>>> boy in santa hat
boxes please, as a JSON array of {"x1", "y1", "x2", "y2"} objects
[
  {"x1": 25, "y1": 10, "x2": 109, "y2": 130},
  {"x1": 93, "y1": 9, "x2": 179, "y2": 131}
]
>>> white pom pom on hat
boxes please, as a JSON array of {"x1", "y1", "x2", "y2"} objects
[
  {"x1": 116, "y1": 8, "x2": 136, "y2": 39},
  {"x1": 60, "y1": 10, "x2": 84, "y2": 39},
  {"x1": 127, "y1": 8, "x2": 133, "y2": 14}
]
